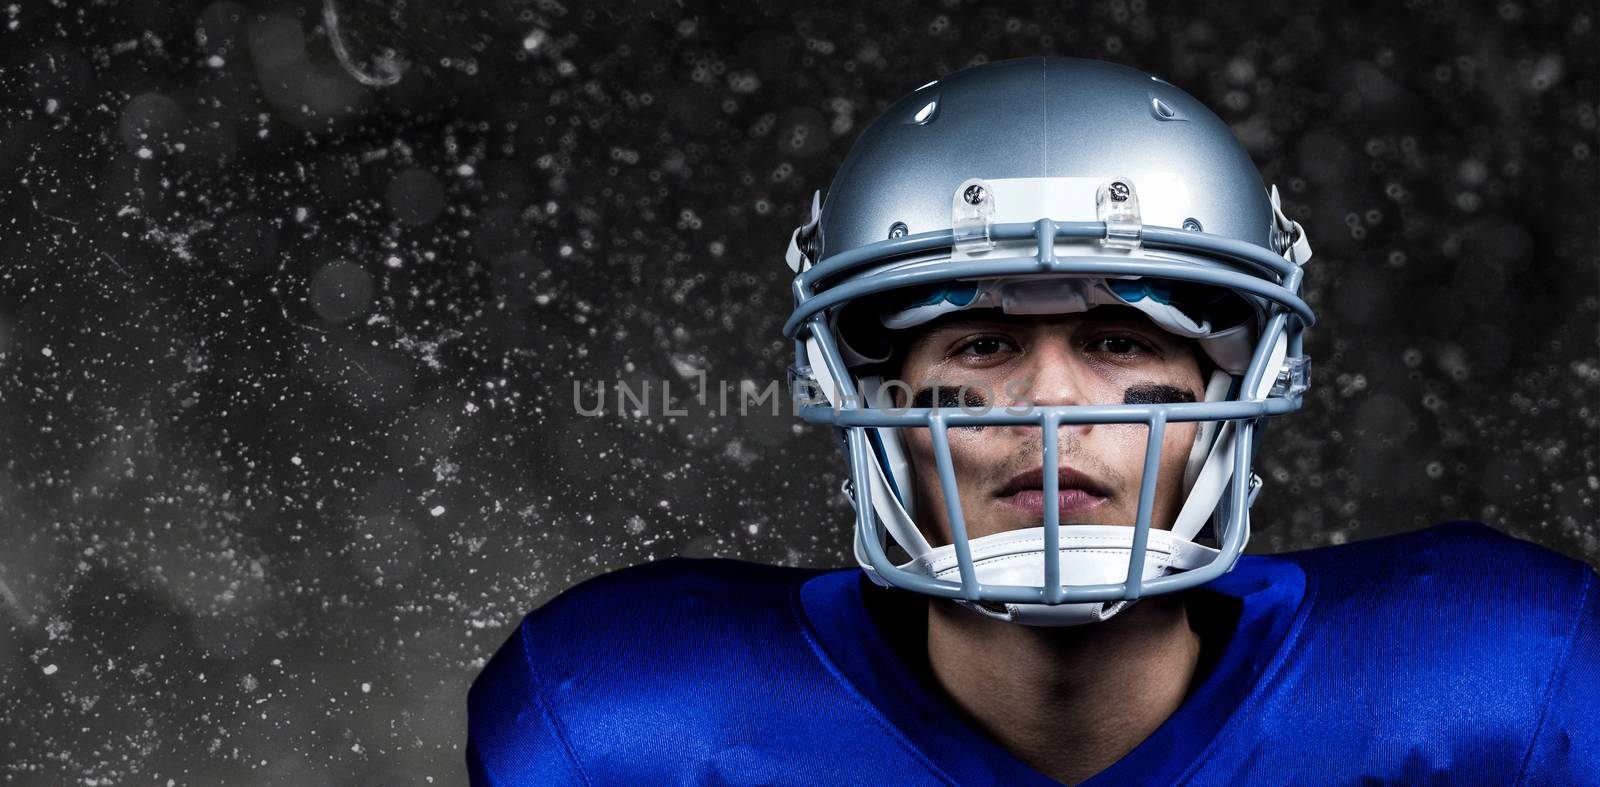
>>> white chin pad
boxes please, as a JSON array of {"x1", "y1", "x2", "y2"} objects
[{"x1": 918, "y1": 525, "x2": 1216, "y2": 627}]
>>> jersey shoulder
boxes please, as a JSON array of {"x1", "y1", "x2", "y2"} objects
[
  {"x1": 1273, "y1": 519, "x2": 1595, "y2": 652},
  {"x1": 1187, "y1": 522, "x2": 1598, "y2": 784},
  {"x1": 542, "y1": 555, "x2": 820, "y2": 638},
  {"x1": 486, "y1": 555, "x2": 823, "y2": 687},
  {"x1": 1277, "y1": 519, "x2": 1594, "y2": 605},
  {"x1": 466, "y1": 558, "x2": 856, "y2": 785}
]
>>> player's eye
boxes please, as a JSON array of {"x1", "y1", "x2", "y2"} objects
[
  {"x1": 1086, "y1": 335, "x2": 1155, "y2": 357},
  {"x1": 954, "y1": 336, "x2": 1017, "y2": 359}
]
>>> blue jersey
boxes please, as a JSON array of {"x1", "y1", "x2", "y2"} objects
[{"x1": 466, "y1": 521, "x2": 1598, "y2": 785}]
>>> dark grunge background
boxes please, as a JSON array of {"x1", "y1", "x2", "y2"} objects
[{"x1": 0, "y1": 0, "x2": 1594, "y2": 783}]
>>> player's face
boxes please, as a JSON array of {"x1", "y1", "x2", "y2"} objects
[{"x1": 889, "y1": 306, "x2": 1207, "y2": 546}]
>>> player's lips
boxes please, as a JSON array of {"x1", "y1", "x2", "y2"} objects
[{"x1": 995, "y1": 466, "x2": 1110, "y2": 518}]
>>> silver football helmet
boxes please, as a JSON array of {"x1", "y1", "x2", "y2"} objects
[{"x1": 782, "y1": 57, "x2": 1316, "y2": 625}]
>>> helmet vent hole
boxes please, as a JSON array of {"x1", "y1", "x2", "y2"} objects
[{"x1": 911, "y1": 99, "x2": 939, "y2": 125}]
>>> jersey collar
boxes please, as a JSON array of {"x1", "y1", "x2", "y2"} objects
[{"x1": 794, "y1": 554, "x2": 1309, "y2": 785}]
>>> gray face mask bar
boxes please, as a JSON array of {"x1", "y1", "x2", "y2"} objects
[{"x1": 784, "y1": 216, "x2": 1313, "y2": 607}]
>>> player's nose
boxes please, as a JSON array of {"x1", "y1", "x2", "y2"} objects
[{"x1": 1003, "y1": 338, "x2": 1095, "y2": 440}]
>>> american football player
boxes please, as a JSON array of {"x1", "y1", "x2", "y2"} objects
[{"x1": 468, "y1": 57, "x2": 1597, "y2": 786}]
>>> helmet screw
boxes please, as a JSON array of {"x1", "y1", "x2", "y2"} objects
[
  {"x1": 799, "y1": 227, "x2": 820, "y2": 261},
  {"x1": 1271, "y1": 226, "x2": 1291, "y2": 253},
  {"x1": 962, "y1": 184, "x2": 987, "y2": 205},
  {"x1": 887, "y1": 221, "x2": 908, "y2": 239},
  {"x1": 1108, "y1": 181, "x2": 1130, "y2": 202},
  {"x1": 1182, "y1": 217, "x2": 1202, "y2": 231}
]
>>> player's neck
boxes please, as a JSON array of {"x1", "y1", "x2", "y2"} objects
[{"x1": 925, "y1": 594, "x2": 1202, "y2": 785}]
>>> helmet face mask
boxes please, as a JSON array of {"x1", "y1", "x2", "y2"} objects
[
  {"x1": 881, "y1": 305, "x2": 1212, "y2": 547},
  {"x1": 782, "y1": 57, "x2": 1315, "y2": 626}
]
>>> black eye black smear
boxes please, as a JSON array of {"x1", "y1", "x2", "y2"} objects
[
  {"x1": 908, "y1": 384, "x2": 1193, "y2": 408},
  {"x1": 908, "y1": 385, "x2": 989, "y2": 410},
  {"x1": 907, "y1": 385, "x2": 991, "y2": 431},
  {"x1": 1123, "y1": 384, "x2": 1197, "y2": 405}
]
